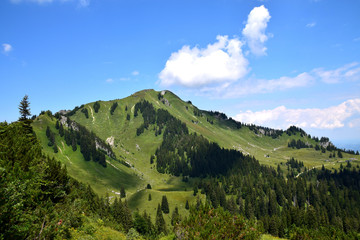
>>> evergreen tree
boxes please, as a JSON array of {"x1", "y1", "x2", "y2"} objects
[
  {"x1": 55, "y1": 120, "x2": 60, "y2": 129},
  {"x1": 46, "y1": 126, "x2": 51, "y2": 138},
  {"x1": 155, "y1": 204, "x2": 166, "y2": 234},
  {"x1": 161, "y1": 195, "x2": 169, "y2": 214},
  {"x1": 148, "y1": 193, "x2": 152, "y2": 201},
  {"x1": 110, "y1": 102, "x2": 118, "y2": 115},
  {"x1": 120, "y1": 186, "x2": 126, "y2": 198},
  {"x1": 93, "y1": 101, "x2": 100, "y2": 113},
  {"x1": 18, "y1": 95, "x2": 31, "y2": 121},
  {"x1": 185, "y1": 200, "x2": 190, "y2": 210},
  {"x1": 171, "y1": 206, "x2": 180, "y2": 226},
  {"x1": 72, "y1": 138, "x2": 77, "y2": 151},
  {"x1": 193, "y1": 186, "x2": 198, "y2": 196},
  {"x1": 338, "y1": 150, "x2": 343, "y2": 158},
  {"x1": 53, "y1": 143, "x2": 58, "y2": 153},
  {"x1": 59, "y1": 123, "x2": 64, "y2": 137}
]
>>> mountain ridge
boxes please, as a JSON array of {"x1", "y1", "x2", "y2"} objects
[{"x1": 31, "y1": 89, "x2": 359, "y2": 231}]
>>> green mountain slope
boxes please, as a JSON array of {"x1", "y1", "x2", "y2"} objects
[
  {"x1": 68, "y1": 89, "x2": 359, "y2": 170},
  {"x1": 32, "y1": 89, "x2": 359, "y2": 223}
]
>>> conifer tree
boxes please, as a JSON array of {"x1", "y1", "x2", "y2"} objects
[
  {"x1": 185, "y1": 200, "x2": 190, "y2": 210},
  {"x1": 53, "y1": 143, "x2": 58, "y2": 153},
  {"x1": 93, "y1": 101, "x2": 100, "y2": 113},
  {"x1": 72, "y1": 138, "x2": 77, "y2": 151},
  {"x1": 148, "y1": 193, "x2": 152, "y2": 201},
  {"x1": 120, "y1": 187, "x2": 126, "y2": 198},
  {"x1": 155, "y1": 204, "x2": 166, "y2": 234},
  {"x1": 193, "y1": 186, "x2": 198, "y2": 196},
  {"x1": 171, "y1": 206, "x2": 180, "y2": 226},
  {"x1": 161, "y1": 195, "x2": 169, "y2": 213},
  {"x1": 59, "y1": 123, "x2": 64, "y2": 137},
  {"x1": 19, "y1": 95, "x2": 31, "y2": 121}
]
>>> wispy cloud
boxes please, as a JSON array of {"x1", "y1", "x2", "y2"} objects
[
  {"x1": 106, "y1": 78, "x2": 114, "y2": 83},
  {"x1": 234, "y1": 98, "x2": 360, "y2": 130},
  {"x1": 132, "y1": 71, "x2": 139, "y2": 76},
  {"x1": 78, "y1": 0, "x2": 89, "y2": 7},
  {"x1": 306, "y1": 22, "x2": 316, "y2": 28},
  {"x1": 10, "y1": 0, "x2": 90, "y2": 7},
  {"x1": 171, "y1": 62, "x2": 360, "y2": 98},
  {"x1": 200, "y1": 72, "x2": 315, "y2": 98},
  {"x1": 2, "y1": 43, "x2": 12, "y2": 54},
  {"x1": 242, "y1": 5, "x2": 271, "y2": 56},
  {"x1": 313, "y1": 62, "x2": 360, "y2": 84}
]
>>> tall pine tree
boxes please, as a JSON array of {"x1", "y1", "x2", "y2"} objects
[
  {"x1": 19, "y1": 95, "x2": 31, "y2": 121},
  {"x1": 155, "y1": 204, "x2": 166, "y2": 234},
  {"x1": 161, "y1": 195, "x2": 169, "y2": 214}
]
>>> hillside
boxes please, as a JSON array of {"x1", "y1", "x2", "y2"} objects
[
  {"x1": 33, "y1": 89, "x2": 359, "y2": 198},
  {"x1": 30, "y1": 89, "x2": 360, "y2": 239}
]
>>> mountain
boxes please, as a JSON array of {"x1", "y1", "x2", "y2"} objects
[{"x1": 29, "y1": 89, "x2": 360, "y2": 239}]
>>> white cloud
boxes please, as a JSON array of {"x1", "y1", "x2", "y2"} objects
[
  {"x1": 11, "y1": 0, "x2": 53, "y2": 3},
  {"x1": 158, "y1": 5, "x2": 272, "y2": 89},
  {"x1": 306, "y1": 22, "x2": 316, "y2": 28},
  {"x1": 159, "y1": 35, "x2": 249, "y2": 88},
  {"x1": 132, "y1": 71, "x2": 139, "y2": 76},
  {"x1": 106, "y1": 78, "x2": 114, "y2": 83},
  {"x1": 2, "y1": 43, "x2": 12, "y2": 54},
  {"x1": 242, "y1": 5, "x2": 271, "y2": 56},
  {"x1": 10, "y1": 0, "x2": 89, "y2": 6},
  {"x1": 78, "y1": 0, "x2": 89, "y2": 7},
  {"x1": 234, "y1": 99, "x2": 360, "y2": 130},
  {"x1": 200, "y1": 72, "x2": 314, "y2": 98},
  {"x1": 313, "y1": 62, "x2": 360, "y2": 83}
]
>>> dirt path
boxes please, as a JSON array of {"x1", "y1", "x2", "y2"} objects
[
  {"x1": 89, "y1": 106, "x2": 95, "y2": 123},
  {"x1": 106, "y1": 160, "x2": 119, "y2": 170}
]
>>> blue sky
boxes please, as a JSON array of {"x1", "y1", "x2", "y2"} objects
[{"x1": 1, "y1": 0, "x2": 360, "y2": 148}]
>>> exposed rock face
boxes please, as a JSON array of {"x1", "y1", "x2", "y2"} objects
[
  {"x1": 106, "y1": 136, "x2": 115, "y2": 147},
  {"x1": 162, "y1": 98, "x2": 170, "y2": 106}
]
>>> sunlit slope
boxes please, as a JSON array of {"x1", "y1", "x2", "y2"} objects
[
  {"x1": 32, "y1": 113, "x2": 144, "y2": 197},
  {"x1": 32, "y1": 89, "x2": 359, "y2": 223},
  {"x1": 70, "y1": 89, "x2": 359, "y2": 174}
]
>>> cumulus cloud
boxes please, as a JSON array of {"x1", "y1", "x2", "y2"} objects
[
  {"x1": 234, "y1": 99, "x2": 360, "y2": 130},
  {"x1": 313, "y1": 62, "x2": 360, "y2": 83},
  {"x1": 158, "y1": 5, "x2": 272, "y2": 89},
  {"x1": 242, "y1": 5, "x2": 271, "y2": 56},
  {"x1": 159, "y1": 35, "x2": 249, "y2": 88},
  {"x1": 2, "y1": 43, "x2": 12, "y2": 54}
]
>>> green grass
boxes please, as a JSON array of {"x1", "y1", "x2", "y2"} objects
[
  {"x1": 261, "y1": 234, "x2": 287, "y2": 240},
  {"x1": 32, "y1": 89, "x2": 359, "y2": 220},
  {"x1": 32, "y1": 114, "x2": 144, "y2": 198}
]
